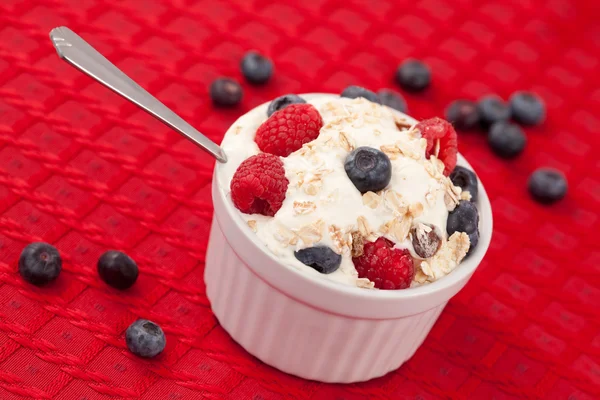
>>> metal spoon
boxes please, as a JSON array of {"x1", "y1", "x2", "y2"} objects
[{"x1": 49, "y1": 26, "x2": 227, "y2": 163}]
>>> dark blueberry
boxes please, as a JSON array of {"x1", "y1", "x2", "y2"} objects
[
  {"x1": 477, "y1": 95, "x2": 510, "y2": 127},
  {"x1": 466, "y1": 231, "x2": 479, "y2": 255},
  {"x1": 97, "y1": 250, "x2": 138, "y2": 290},
  {"x1": 445, "y1": 100, "x2": 480, "y2": 130},
  {"x1": 267, "y1": 94, "x2": 306, "y2": 117},
  {"x1": 18, "y1": 242, "x2": 62, "y2": 286},
  {"x1": 528, "y1": 168, "x2": 567, "y2": 204},
  {"x1": 377, "y1": 89, "x2": 407, "y2": 113},
  {"x1": 210, "y1": 78, "x2": 243, "y2": 107},
  {"x1": 510, "y1": 91, "x2": 545, "y2": 126},
  {"x1": 340, "y1": 86, "x2": 381, "y2": 104},
  {"x1": 125, "y1": 319, "x2": 166, "y2": 358},
  {"x1": 294, "y1": 246, "x2": 341, "y2": 274},
  {"x1": 344, "y1": 147, "x2": 392, "y2": 193},
  {"x1": 395, "y1": 59, "x2": 431, "y2": 92},
  {"x1": 449, "y1": 166, "x2": 479, "y2": 203},
  {"x1": 488, "y1": 122, "x2": 526, "y2": 159},
  {"x1": 240, "y1": 51, "x2": 273, "y2": 84},
  {"x1": 447, "y1": 201, "x2": 480, "y2": 255}
]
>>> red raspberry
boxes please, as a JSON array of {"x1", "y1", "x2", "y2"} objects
[
  {"x1": 255, "y1": 103, "x2": 323, "y2": 157},
  {"x1": 230, "y1": 154, "x2": 289, "y2": 216},
  {"x1": 415, "y1": 117, "x2": 458, "y2": 176},
  {"x1": 352, "y1": 237, "x2": 414, "y2": 290}
]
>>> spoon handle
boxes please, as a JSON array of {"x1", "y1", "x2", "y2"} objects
[{"x1": 49, "y1": 26, "x2": 227, "y2": 163}]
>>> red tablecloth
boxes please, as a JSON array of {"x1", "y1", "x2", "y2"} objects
[{"x1": 0, "y1": 0, "x2": 598, "y2": 398}]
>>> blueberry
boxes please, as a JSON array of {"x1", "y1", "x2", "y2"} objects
[
  {"x1": 340, "y1": 86, "x2": 381, "y2": 104},
  {"x1": 395, "y1": 59, "x2": 431, "y2": 92},
  {"x1": 446, "y1": 201, "x2": 480, "y2": 255},
  {"x1": 240, "y1": 51, "x2": 273, "y2": 84},
  {"x1": 377, "y1": 89, "x2": 407, "y2": 113},
  {"x1": 294, "y1": 246, "x2": 341, "y2": 274},
  {"x1": 488, "y1": 122, "x2": 526, "y2": 159},
  {"x1": 477, "y1": 95, "x2": 510, "y2": 127},
  {"x1": 344, "y1": 147, "x2": 392, "y2": 193},
  {"x1": 510, "y1": 91, "x2": 545, "y2": 126},
  {"x1": 97, "y1": 250, "x2": 138, "y2": 290},
  {"x1": 267, "y1": 94, "x2": 306, "y2": 117},
  {"x1": 126, "y1": 319, "x2": 166, "y2": 358},
  {"x1": 445, "y1": 100, "x2": 480, "y2": 130},
  {"x1": 528, "y1": 168, "x2": 567, "y2": 204},
  {"x1": 210, "y1": 78, "x2": 243, "y2": 107},
  {"x1": 449, "y1": 166, "x2": 479, "y2": 203},
  {"x1": 18, "y1": 242, "x2": 62, "y2": 286}
]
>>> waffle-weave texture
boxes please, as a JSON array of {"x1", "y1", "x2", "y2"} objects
[{"x1": 0, "y1": 0, "x2": 598, "y2": 398}]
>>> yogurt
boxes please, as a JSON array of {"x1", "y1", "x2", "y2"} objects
[{"x1": 217, "y1": 94, "x2": 469, "y2": 288}]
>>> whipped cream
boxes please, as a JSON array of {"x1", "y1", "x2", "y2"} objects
[{"x1": 217, "y1": 94, "x2": 466, "y2": 288}]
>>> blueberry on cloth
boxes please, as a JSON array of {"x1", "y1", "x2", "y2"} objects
[
  {"x1": 125, "y1": 319, "x2": 166, "y2": 358},
  {"x1": 267, "y1": 94, "x2": 306, "y2": 117},
  {"x1": 395, "y1": 59, "x2": 431, "y2": 92},
  {"x1": 240, "y1": 51, "x2": 274, "y2": 84},
  {"x1": 488, "y1": 121, "x2": 526, "y2": 159},
  {"x1": 445, "y1": 100, "x2": 480, "y2": 130},
  {"x1": 344, "y1": 147, "x2": 392, "y2": 193},
  {"x1": 449, "y1": 166, "x2": 479, "y2": 203},
  {"x1": 97, "y1": 250, "x2": 139, "y2": 289},
  {"x1": 294, "y1": 246, "x2": 342, "y2": 274},
  {"x1": 528, "y1": 168, "x2": 567, "y2": 204},
  {"x1": 378, "y1": 89, "x2": 408, "y2": 113},
  {"x1": 210, "y1": 78, "x2": 243, "y2": 107},
  {"x1": 477, "y1": 95, "x2": 510, "y2": 127},
  {"x1": 446, "y1": 200, "x2": 480, "y2": 255},
  {"x1": 18, "y1": 242, "x2": 62, "y2": 286},
  {"x1": 340, "y1": 86, "x2": 381, "y2": 104},
  {"x1": 510, "y1": 91, "x2": 545, "y2": 125}
]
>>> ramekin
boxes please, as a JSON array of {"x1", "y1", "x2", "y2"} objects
[{"x1": 205, "y1": 95, "x2": 493, "y2": 383}]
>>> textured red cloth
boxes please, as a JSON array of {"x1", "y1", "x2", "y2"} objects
[{"x1": 0, "y1": 0, "x2": 598, "y2": 398}]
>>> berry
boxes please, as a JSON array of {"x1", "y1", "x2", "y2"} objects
[
  {"x1": 528, "y1": 168, "x2": 567, "y2": 204},
  {"x1": 447, "y1": 201, "x2": 479, "y2": 255},
  {"x1": 294, "y1": 246, "x2": 341, "y2": 274},
  {"x1": 18, "y1": 242, "x2": 62, "y2": 286},
  {"x1": 415, "y1": 117, "x2": 458, "y2": 175},
  {"x1": 340, "y1": 86, "x2": 381, "y2": 104},
  {"x1": 97, "y1": 250, "x2": 138, "y2": 289},
  {"x1": 477, "y1": 95, "x2": 510, "y2": 127},
  {"x1": 411, "y1": 224, "x2": 441, "y2": 259},
  {"x1": 230, "y1": 153, "x2": 289, "y2": 216},
  {"x1": 510, "y1": 91, "x2": 545, "y2": 125},
  {"x1": 240, "y1": 51, "x2": 273, "y2": 84},
  {"x1": 488, "y1": 122, "x2": 526, "y2": 159},
  {"x1": 267, "y1": 94, "x2": 306, "y2": 117},
  {"x1": 378, "y1": 89, "x2": 407, "y2": 113},
  {"x1": 445, "y1": 100, "x2": 480, "y2": 130},
  {"x1": 449, "y1": 166, "x2": 479, "y2": 203},
  {"x1": 344, "y1": 147, "x2": 392, "y2": 193},
  {"x1": 255, "y1": 103, "x2": 323, "y2": 157},
  {"x1": 210, "y1": 78, "x2": 243, "y2": 107},
  {"x1": 395, "y1": 59, "x2": 431, "y2": 92},
  {"x1": 352, "y1": 237, "x2": 414, "y2": 290},
  {"x1": 125, "y1": 319, "x2": 166, "y2": 358}
]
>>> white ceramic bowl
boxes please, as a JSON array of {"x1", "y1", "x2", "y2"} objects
[{"x1": 205, "y1": 95, "x2": 493, "y2": 383}]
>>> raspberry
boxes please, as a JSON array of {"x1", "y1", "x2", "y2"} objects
[
  {"x1": 415, "y1": 117, "x2": 457, "y2": 176},
  {"x1": 230, "y1": 153, "x2": 289, "y2": 216},
  {"x1": 255, "y1": 103, "x2": 323, "y2": 157},
  {"x1": 352, "y1": 237, "x2": 414, "y2": 290}
]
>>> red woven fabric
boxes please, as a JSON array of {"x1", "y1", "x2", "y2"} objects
[{"x1": 0, "y1": 0, "x2": 598, "y2": 398}]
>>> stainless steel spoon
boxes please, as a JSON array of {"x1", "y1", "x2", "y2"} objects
[{"x1": 49, "y1": 26, "x2": 227, "y2": 163}]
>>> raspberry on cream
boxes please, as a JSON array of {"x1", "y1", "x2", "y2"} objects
[{"x1": 220, "y1": 94, "x2": 472, "y2": 289}]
